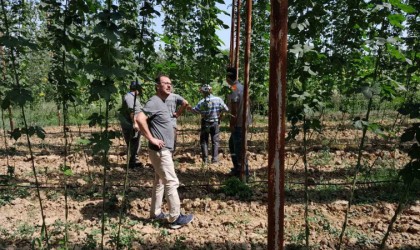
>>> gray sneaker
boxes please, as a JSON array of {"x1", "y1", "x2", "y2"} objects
[
  {"x1": 151, "y1": 212, "x2": 167, "y2": 221},
  {"x1": 169, "y1": 214, "x2": 194, "y2": 229}
]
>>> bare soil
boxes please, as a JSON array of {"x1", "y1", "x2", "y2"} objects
[{"x1": 0, "y1": 120, "x2": 419, "y2": 249}]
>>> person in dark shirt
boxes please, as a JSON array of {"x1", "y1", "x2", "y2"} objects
[
  {"x1": 119, "y1": 81, "x2": 143, "y2": 169},
  {"x1": 226, "y1": 67, "x2": 252, "y2": 177}
]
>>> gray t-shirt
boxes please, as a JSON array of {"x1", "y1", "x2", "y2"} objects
[
  {"x1": 165, "y1": 93, "x2": 185, "y2": 128},
  {"x1": 142, "y1": 95, "x2": 175, "y2": 151},
  {"x1": 119, "y1": 92, "x2": 142, "y2": 130},
  {"x1": 228, "y1": 82, "x2": 252, "y2": 127}
]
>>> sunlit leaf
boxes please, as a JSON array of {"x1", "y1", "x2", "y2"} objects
[
  {"x1": 60, "y1": 165, "x2": 73, "y2": 176},
  {"x1": 76, "y1": 138, "x2": 90, "y2": 145},
  {"x1": 367, "y1": 123, "x2": 385, "y2": 136},
  {"x1": 388, "y1": 14, "x2": 405, "y2": 28},
  {"x1": 389, "y1": 0, "x2": 416, "y2": 13}
]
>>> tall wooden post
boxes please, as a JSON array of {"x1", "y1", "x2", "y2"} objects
[
  {"x1": 229, "y1": 0, "x2": 236, "y2": 66},
  {"x1": 268, "y1": 0, "x2": 288, "y2": 249},
  {"x1": 234, "y1": 0, "x2": 241, "y2": 75},
  {"x1": 240, "y1": 0, "x2": 252, "y2": 181}
]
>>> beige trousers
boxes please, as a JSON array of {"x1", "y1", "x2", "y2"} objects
[{"x1": 148, "y1": 149, "x2": 180, "y2": 222}]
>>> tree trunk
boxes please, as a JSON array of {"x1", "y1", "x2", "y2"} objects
[{"x1": 7, "y1": 107, "x2": 14, "y2": 131}]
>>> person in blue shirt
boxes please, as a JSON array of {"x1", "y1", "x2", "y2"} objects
[{"x1": 191, "y1": 84, "x2": 229, "y2": 164}]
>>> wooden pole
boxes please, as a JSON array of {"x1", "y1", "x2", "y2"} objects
[
  {"x1": 234, "y1": 0, "x2": 241, "y2": 75},
  {"x1": 240, "y1": 0, "x2": 252, "y2": 182},
  {"x1": 229, "y1": 0, "x2": 236, "y2": 66},
  {"x1": 268, "y1": 0, "x2": 288, "y2": 248}
]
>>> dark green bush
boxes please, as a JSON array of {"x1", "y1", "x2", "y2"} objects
[{"x1": 221, "y1": 177, "x2": 253, "y2": 200}]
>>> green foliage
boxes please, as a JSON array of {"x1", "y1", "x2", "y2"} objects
[
  {"x1": 60, "y1": 164, "x2": 73, "y2": 176},
  {"x1": 221, "y1": 177, "x2": 253, "y2": 200},
  {"x1": 0, "y1": 187, "x2": 30, "y2": 207},
  {"x1": 399, "y1": 161, "x2": 420, "y2": 185},
  {"x1": 399, "y1": 123, "x2": 420, "y2": 185},
  {"x1": 173, "y1": 235, "x2": 187, "y2": 249},
  {"x1": 81, "y1": 234, "x2": 97, "y2": 250},
  {"x1": 108, "y1": 223, "x2": 137, "y2": 249},
  {"x1": 16, "y1": 222, "x2": 36, "y2": 238},
  {"x1": 160, "y1": 0, "x2": 228, "y2": 92},
  {"x1": 398, "y1": 103, "x2": 420, "y2": 119},
  {"x1": 0, "y1": 0, "x2": 419, "y2": 248},
  {"x1": 9, "y1": 126, "x2": 45, "y2": 140},
  {"x1": 2, "y1": 87, "x2": 34, "y2": 108}
]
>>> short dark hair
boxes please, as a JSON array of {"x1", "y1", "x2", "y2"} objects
[
  {"x1": 226, "y1": 67, "x2": 237, "y2": 81},
  {"x1": 129, "y1": 81, "x2": 141, "y2": 91},
  {"x1": 155, "y1": 73, "x2": 169, "y2": 84}
]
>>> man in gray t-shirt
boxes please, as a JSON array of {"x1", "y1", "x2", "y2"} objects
[
  {"x1": 119, "y1": 81, "x2": 143, "y2": 168},
  {"x1": 226, "y1": 67, "x2": 252, "y2": 178},
  {"x1": 142, "y1": 95, "x2": 175, "y2": 151},
  {"x1": 135, "y1": 74, "x2": 193, "y2": 229}
]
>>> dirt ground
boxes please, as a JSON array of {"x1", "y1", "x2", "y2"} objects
[{"x1": 0, "y1": 120, "x2": 419, "y2": 249}]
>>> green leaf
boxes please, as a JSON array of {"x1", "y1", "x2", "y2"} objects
[
  {"x1": 386, "y1": 44, "x2": 405, "y2": 61},
  {"x1": 76, "y1": 138, "x2": 90, "y2": 145},
  {"x1": 367, "y1": 123, "x2": 385, "y2": 136},
  {"x1": 303, "y1": 104, "x2": 315, "y2": 117},
  {"x1": 354, "y1": 120, "x2": 363, "y2": 129},
  {"x1": 89, "y1": 79, "x2": 118, "y2": 102},
  {"x1": 397, "y1": 103, "x2": 420, "y2": 118},
  {"x1": 88, "y1": 113, "x2": 103, "y2": 127},
  {"x1": 389, "y1": 0, "x2": 416, "y2": 13},
  {"x1": 90, "y1": 135, "x2": 111, "y2": 155},
  {"x1": 387, "y1": 14, "x2": 405, "y2": 28},
  {"x1": 399, "y1": 160, "x2": 420, "y2": 185},
  {"x1": 0, "y1": 36, "x2": 39, "y2": 50},
  {"x1": 108, "y1": 130, "x2": 118, "y2": 140},
  {"x1": 407, "y1": 66, "x2": 417, "y2": 74},
  {"x1": 35, "y1": 126, "x2": 46, "y2": 140},
  {"x1": 161, "y1": 35, "x2": 171, "y2": 44},
  {"x1": 60, "y1": 165, "x2": 73, "y2": 176},
  {"x1": 6, "y1": 88, "x2": 34, "y2": 107},
  {"x1": 353, "y1": 117, "x2": 368, "y2": 130},
  {"x1": 11, "y1": 128, "x2": 21, "y2": 140},
  {"x1": 308, "y1": 119, "x2": 322, "y2": 133},
  {"x1": 26, "y1": 127, "x2": 36, "y2": 136},
  {"x1": 1, "y1": 98, "x2": 11, "y2": 110}
]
